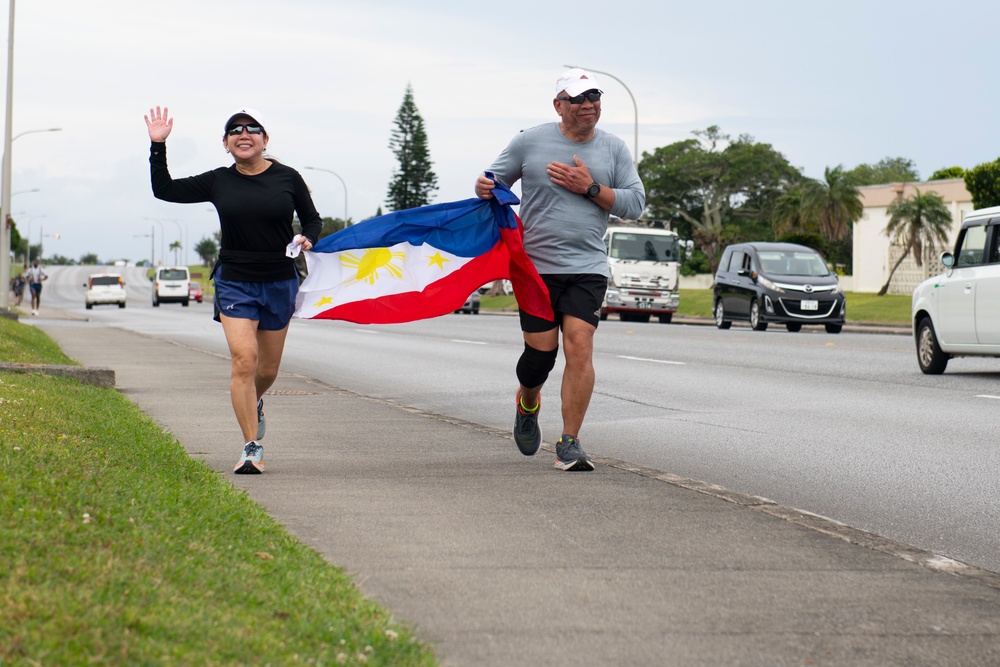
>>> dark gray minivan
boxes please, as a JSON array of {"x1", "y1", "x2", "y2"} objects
[{"x1": 713, "y1": 242, "x2": 846, "y2": 333}]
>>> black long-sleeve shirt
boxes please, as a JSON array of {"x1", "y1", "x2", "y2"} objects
[{"x1": 149, "y1": 141, "x2": 323, "y2": 282}]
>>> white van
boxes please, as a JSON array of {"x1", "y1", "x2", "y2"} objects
[
  {"x1": 84, "y1": 273, "x2": 127, "y2": 309},
  {"x1": 152, "y1": 266, "x2": 190, "y2": 307}
]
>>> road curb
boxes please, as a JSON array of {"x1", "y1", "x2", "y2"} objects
[{"x1": 0, "y1": 362, "x2": 115, "y2": 388}]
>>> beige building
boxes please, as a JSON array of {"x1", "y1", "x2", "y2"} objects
[{"x1": 851, "y1": 179, "x2": 974, "y2": 294}]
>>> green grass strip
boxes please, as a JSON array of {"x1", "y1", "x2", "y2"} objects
[
  {"x1": 0, "y1": 371, "x2": 437, "y2": 666},
  {"x1": 0, "y1": 315, "x2": 78, "y2": 365}
]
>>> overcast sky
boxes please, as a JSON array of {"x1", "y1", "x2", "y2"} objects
[{"x1": 5, "y1": 0, "x2": 999, "y2": 264}]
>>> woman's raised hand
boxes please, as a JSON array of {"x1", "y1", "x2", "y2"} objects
[{"x1": 144, "y1": 106, "x2": 173, "y2": 142}]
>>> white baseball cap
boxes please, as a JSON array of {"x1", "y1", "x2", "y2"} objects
[
  {"x1": 555, "y1": 68, "x2": 602, "y2": 97},
  {"x1": 224, "y1": 107, "x2": 267, "y2": 135}
]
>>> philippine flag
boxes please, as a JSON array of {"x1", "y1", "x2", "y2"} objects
[{"x1": 293, "y1": 176, "x2": 552, "y2": 324}]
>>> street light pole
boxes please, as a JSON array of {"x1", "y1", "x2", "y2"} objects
[
  {"x1": 563, "y1": 64, "x2": 638, "y2": 169},
  {"x1": 304, "y1": 166, "x2": 349, "y2": 224},
  {"x1": 0, "y1": 0, "x2": 16, "y2": 309}
]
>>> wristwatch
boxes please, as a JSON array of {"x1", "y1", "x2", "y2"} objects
[{"x1": 585, "y1": 182, "x2": 601, "y2": 198}]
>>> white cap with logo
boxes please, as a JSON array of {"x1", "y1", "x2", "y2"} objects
[
  {"x1": 555, "y1": 68, "x2": 602, "y2": 97},
  {"x1": 224, "y1": 107, "x2": 267, "y2": 135}
]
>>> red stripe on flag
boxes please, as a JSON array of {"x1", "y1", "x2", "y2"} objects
[{"x1": 309, "y1": 242, "x2": 511, "y2": 324}]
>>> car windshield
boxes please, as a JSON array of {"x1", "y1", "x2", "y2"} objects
[
  {"x1": 91, "y1": 276, "x2": 121, "y2": 286},
  {"x1": 757, "y1": 250, "x2": 831, "y2": 277},
  {"x1": 160, "y1": 270, "x2": 187, "y2": 280},
  {"x1": 609, "y1": 233, "x2": 679, "y2": 261}
]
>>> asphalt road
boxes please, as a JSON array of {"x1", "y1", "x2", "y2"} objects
[{"x1": 38, "y1": 265, "x2": 1000, "y2": 574}]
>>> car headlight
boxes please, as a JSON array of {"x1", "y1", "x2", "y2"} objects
[
  {"x1": 758, "y1": 276, "x2": 785, "y2": 293},
  {"x1": 830, "y1": 282, "x2": 843, "y2": 295}
]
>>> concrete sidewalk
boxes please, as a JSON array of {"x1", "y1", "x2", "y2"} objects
[{"x1": 37, "y1": 318, "x2": 1000, "y2": 666}]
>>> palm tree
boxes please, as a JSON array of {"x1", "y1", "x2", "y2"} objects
[
  {"x1": 772, "y1": 184, "x2": 813, "y2": 237},
  {"x1": 169, "y1": 240, "x2": 182, "y2": 265},
  {"x1": 877, "y1": 189, "x2": 953, "y2": 296},
  {"x1": 803, "y1": 165, "x2": 863, "y2": 242}
]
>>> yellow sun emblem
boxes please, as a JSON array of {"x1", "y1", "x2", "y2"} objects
[{"x1": 339, "y1": 247, "x2": 406, "y2": 285}]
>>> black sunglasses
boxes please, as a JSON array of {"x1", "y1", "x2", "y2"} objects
[
  {"x1": 557, "y1": 91, "x2": 602, "y2": 105},
  {"x1": 226, "y1": 124, "x2": 264, "y2": 136}
]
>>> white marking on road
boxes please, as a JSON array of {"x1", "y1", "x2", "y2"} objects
[
  {"x1": 618, "y1": 355, "x2": 685, "y2": 365},
  {"x1": 354, "y1": 329, "x2": 380, "y2": 334},
  {"x1": 452, "y1": 339, "x2": 487, "y2": 345},
  {"x1": 975, "y1": 394, "x2": 1000, "y2": 400}
]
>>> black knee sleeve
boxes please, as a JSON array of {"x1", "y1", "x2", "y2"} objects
[{"x1": 516, "y1": 343, "x2": 559, "y2": 390}]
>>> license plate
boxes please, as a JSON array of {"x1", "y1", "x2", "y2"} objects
[
  {"x1": 801, "y1": 300, "x2": 818, "y2": 311},
  {"x1": 636, "y1": 301, "x2": 652, "y2": 309}
]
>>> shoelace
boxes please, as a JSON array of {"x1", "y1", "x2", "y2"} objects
[
  {"x1": 517, "y1": 412, "x2": 537, "y2": 433},
  {"x1": 244, "y1": 442, "x2": 262, "y2": 457}
]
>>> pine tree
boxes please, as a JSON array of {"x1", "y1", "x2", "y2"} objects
[{"x1": 386, "y1": 84, "x2": 438, "y2": 211}]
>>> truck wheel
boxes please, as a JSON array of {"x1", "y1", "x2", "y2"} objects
[
  {"x1": 749, "y1": 299, "x2": 768, "y2": 331},
  {"x1": 600, "y1": 312, "x2": 608, "y2": 321},
  {"x1": 635, "y1": 313, "x2": 651, "y2": 323},
  {"x1": 85, "y1": 302, "x2": 93, "y2": 310},
  {"x1": 916, "y1": 318, "x2": 948, "y2": 374},
  {"x1": 658, "y1": 313, "x2": 673, "y2": 324},
  {"x1": 714, "y1": 301, "x2": 731, "y2": 330}
]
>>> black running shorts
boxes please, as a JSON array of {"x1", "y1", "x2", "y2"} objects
[{"x1": 519, "y1": 273, "x2": 607, "y2": 332}]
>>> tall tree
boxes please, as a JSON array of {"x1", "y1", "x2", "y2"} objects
[
  {"x1": 195, "y1": 237, "x2": 218, "y2": 266},
  {"x1": 640, "y1": 126, "x2": 800, "y2": 272},
  {"x1": 878, "y1": 189, "x2": 952, "y2": 295},
  {"x1": 802, "y1": 165, "x2": 863, "y2": 242},
  {"x1": 845, "y1": 157, "x2": 919, "y2": 186},
  {"x1": 963, "y1": 158, "x2": 1000, "y2": 209},
  {"x1": 929, "y1": 166, "x2": 964, "y2": 181},
  {"x1": 169, "y1": 240, "x2": 183, "y2": 265},
  {"x1": 386, "y1": 84, "x2": 438, "y2": 211}
]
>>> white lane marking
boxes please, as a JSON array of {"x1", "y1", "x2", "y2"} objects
[
  {"x1": 618, "y1": 355, "x2": 685, "y2": 365},
  {"x1": 353, "y1": 329, "x2": 380, "y2": 334},
  {"x1": 976, "y1": 394, "x2": 1000, "y2": 400},
  {"x1": 452, "y1": 339, "x2": 488, "y2": 345}
]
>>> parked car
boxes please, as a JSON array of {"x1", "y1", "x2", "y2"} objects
[
  {"x1": 455, "y1": 291, "x2": 480, "y2": 314},
  {"x1": 84, "y1": 273, "x2": 126, "y2": 309},
  {"x1": 713, "y1": 242, "x2": 845, "y2": 333},
  {"x1": 152, "y1": 266, "x2": 190, "y2": 307},
  {"x1": 188, "y1": 281, "x2": 204, "y2": 303},
  {"x1": 912, "y1": 205, "x2": 1000, "y2": 374}
]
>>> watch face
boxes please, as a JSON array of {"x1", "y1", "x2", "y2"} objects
[{"x1": 587, "y1": 183, "x2": 600, "y2": 198}]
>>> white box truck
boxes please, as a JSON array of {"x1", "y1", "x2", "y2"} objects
[{"x1": 601, "y1": 225, "x2": 682, "y2": 324}]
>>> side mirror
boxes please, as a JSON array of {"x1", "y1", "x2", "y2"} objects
[{"x1": 941, "y1": 252, "x2": 954, "y2": 268}]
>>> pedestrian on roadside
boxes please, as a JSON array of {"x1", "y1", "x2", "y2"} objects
[
  {"x1": 26, "y1": 259, "x2": 48, "y2": 315},
  {"x1": 144, "y1": 105, "x2": 322, "y2": 475},
  {"x1": 474, "y1": 68, "x2": 645, "y2": 471},
  {"x1": 12, "y1": 273, "x2": 25, "y2": 306}
]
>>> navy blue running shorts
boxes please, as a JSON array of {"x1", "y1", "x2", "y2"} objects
[
  {"x1": 213, "y1": 277, "x2": 299, "y2": 331},
  {"x1": 519, "y1": 273, "x2": 607, "y2": 333}
]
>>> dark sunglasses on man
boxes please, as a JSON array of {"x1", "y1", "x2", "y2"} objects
[
  {"x1": 226, "y1": 124, "x2": 264, "y2": 136},
  {"x1": 557, "y1": 90, "x2": 602, "y2": 105}
]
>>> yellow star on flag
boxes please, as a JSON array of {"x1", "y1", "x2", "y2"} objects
[
  {"x1": 426, "y1": 251, "x2": 449, "y2": 270},
  {"x1": 313, "y1": 296, "x2": 334, "y2": 307}
]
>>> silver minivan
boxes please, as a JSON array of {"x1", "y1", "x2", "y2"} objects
[{"x1": 152, "y1": 266, "x2": 190, "y2": 307}]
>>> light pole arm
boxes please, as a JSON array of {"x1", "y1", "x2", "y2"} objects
[{"x1": 304, "y1": 166, "x2": 349, "y2": 223}]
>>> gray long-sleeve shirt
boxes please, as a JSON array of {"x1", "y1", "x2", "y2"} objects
[{"x1": 488, "y1": 123, "x2": 645, "y2": 276}]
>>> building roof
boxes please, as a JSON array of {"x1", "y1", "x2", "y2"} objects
[{"x1": 857, "y1": 179, "x2": 971, "y2": 207}]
